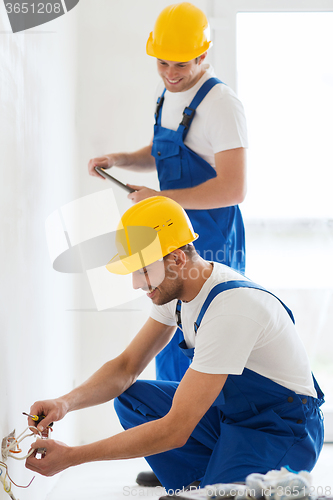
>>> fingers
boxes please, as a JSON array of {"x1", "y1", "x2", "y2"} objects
[
  {"x1": 88, "y1": 155, "x2": 113, "y2": 177},
  {"x1": 127, "y1": 186, "x2": 158, "y2": 204},
  {"x1": 28, "y1": 401, "x2": 58, "y2": 432},
  {"x1": 126, "y1": 185, "x2": 143, "y2": 201},
  {"x1": 27, "y1": 415, "x2": 37, "y2": 429},
  {"x1": 30, "y1": 438, "x2": 46, "y2": 451},
  {"x1": 26, "y1": 439, "x2": 52, "y2": 475},
  {"x1": 27, "y1": 417, "x2": 48, "y2": 433},
  {"x1": 25, "y1": 439, "x2": 71, "y2": 477},
  {"x1": 36, "y1": 416, "x2": 54, "y2": 433},
  {"x1": 28, "y1": 404, "x2": 45, "y2": 431}
]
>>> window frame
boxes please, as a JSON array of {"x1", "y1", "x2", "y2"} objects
[
  {"x1": 208, "y1": 0, "x2": 333, "y2": 93},
  {"x1": 208, "y1": 0, "x2": 333, "y2": 442}
]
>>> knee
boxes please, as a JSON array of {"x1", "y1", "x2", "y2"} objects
[
  {"x1": 114, "y1": 379, "x2": 176, "y2": 427},
  {"x1": 113, "y1": 380, "x2": 155, "y2": 424},
  {"x1": 113, "y1": 395, "x2": 123, "y2": 418},
  {"x1": 113, "y1": 384, "x2": 141, "y2": 430},
  {"x1": 113, "y1": 381, "x2": 142, "y2": 418}
]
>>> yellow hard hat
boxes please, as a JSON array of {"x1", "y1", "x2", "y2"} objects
[
  {"x1": 106, "y1": 196, "x2": 198, "y2": 275},
  {"x1": 146, "y1": 2, "x2": 212, "y2": 62}
]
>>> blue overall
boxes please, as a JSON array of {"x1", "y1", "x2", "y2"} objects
[
  {"x1": 152, "y1": 78, "x2": 246, "y2": 382},
  {"x1": 114, "y1": 280, "x2": 324, "y2": 491}
]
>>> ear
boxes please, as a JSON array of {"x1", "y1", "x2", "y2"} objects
[
  {"x1": 170, "y1": 249, "x2": 187, "y2": 267},
  {"x1": 198, "y1": 52, "x2": 207, "y2": 65}
]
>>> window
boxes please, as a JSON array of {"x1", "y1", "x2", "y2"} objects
[
  {"x1": 209, "y1": 0, "x2": 333, "y2": 440},
  {"x1": 237, "y1": 12, "x2": 333, "y2": 219}
]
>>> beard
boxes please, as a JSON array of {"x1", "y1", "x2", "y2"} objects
[{"x1": 151, "y1": 271, "x2": 184, "y2": 306}]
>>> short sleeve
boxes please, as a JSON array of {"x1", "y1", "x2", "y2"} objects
[
  {"x1": 149, "y1": 300, "x2": 178, "y2": 327},
  {"x1": 204, "y1": 86, "x2": 248, "y2": 153},
  {"x1": 190, "y1": 313, "x2": 263, "y2": 375}
]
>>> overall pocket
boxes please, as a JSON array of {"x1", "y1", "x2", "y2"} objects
[{"x1": 152, "y1": 141, "x2": 182, "y2": 185}]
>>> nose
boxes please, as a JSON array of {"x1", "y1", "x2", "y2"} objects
[
  {"x1": 166, "y1": 66, "x2": 178, "y2": 80},
  {"x1": 132, "y1": 271, "x2": 146, "y2": 290}
]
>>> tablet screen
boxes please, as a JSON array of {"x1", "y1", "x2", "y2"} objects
[{"x1": 94, "y1": 167, "x2": 135, "y2": 193}]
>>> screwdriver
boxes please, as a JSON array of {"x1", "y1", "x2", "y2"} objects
[{"x1": 22, "y1": 412, "x2": 54, "y2": 428}]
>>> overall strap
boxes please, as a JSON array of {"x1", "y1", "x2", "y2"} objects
[
  {"x1": 175, "y1": 280, "x2": 295, "y2": 335},
  {"x1": 155, "y1": 88, "x2": 167, "y2": 125},
  {"x1": 176, "y1": 300, "x2": 182, "y2": 329},
  {"x1": 178, "y1": 77, "x2": 223, "y2": 140},
  {"x1": 194, "y1": 280, "x2": 295, "y2": 333}
]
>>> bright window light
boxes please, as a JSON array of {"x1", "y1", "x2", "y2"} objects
[{"x1": 237, "y1": 12, "x2": 333, "y2": 220}]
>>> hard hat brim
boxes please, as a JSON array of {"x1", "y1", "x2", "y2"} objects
[
  {"x1": 106, "y1": 232, "x2": 199, "y2": 275},
  {"x1": 146, "y1": 34, "x2": 212, "y2": 62}
]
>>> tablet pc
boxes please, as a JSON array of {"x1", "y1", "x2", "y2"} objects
[{"x1": 94, "y1": 166, "x2": 135, "y2": 193}]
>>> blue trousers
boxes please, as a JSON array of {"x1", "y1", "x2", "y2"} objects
[{"x1": 114, "y1": 377, "x2": 324, "y2": 491}]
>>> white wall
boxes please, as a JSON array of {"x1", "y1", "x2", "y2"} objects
[
  {"x1": 0, "y1": 6, "x2": 78, "y2": 500},
  {"x1": 0, "y1": 3, "x2": 212, "y2": 497},
  {"x1": 71, "y1": 0, "x2": 211, "y2": 445},
  {"x1": 1, "y1": 3, "x2": 212, "y2": 497}
]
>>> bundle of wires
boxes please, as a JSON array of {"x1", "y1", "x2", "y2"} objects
[
  {"x1": 0, "y1": 426, "x2": 43, "y2": 497},
  {"x1": 2, "y1": 426, "x2": 42, "y2": 461},
  {"x1": 0, "y1": 461, "x2": 20, "y2": 499}
]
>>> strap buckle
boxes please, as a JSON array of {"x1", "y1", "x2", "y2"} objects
[
  {"x1": 175, "y1": 300, "x2": 182, "y2": 327},
  {"x1": 155, "y1": 95, "x2": 165, "y2": 122},
  {"x1": 180, "y1": 106, "x2": 196, "y2": 129}
]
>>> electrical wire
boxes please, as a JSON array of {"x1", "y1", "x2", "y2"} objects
[
  {"x1": 0, "y1": 423, "x2": 43, "y2": 498},
  {"x1": 9, "y1": 448, "x2": 35, "y2": 460},
  {"x1": 0, "y1": 461, "x2": 35, "y2": 490},
  {"x1": 0, "y1": 462, "x2": 18, "y2": 499},
  {"x1": 1, "y1": 424, "x2": 46, "y2": 496},
  {"x1": 5, "y1": 426, "x2": 43, "y2": 460}
]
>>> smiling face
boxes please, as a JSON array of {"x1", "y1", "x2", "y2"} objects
[
  {"x1": 156, "y1": 53, "x2": 207, "y2": 93},
  {"x1": 132, "y1": 255, "x2": 184, "y2": 306}
]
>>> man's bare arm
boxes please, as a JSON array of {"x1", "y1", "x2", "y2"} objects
[
  {"x1": 26, "y1": 368, "x2": 227, "y2": 476},
  {"x1": 88, "y1": 143, "x2": 156, "y2": 177},
  {"x1": 128, "y1": 147, "x2": 247, "y2": 209},
  {"x1": 27, "y1": 318, "x2": 176, "y2": 431}
]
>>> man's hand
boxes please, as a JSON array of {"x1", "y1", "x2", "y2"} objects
[
  {"x1": 127, "y1": 185, "x2": 159, "y2": 203},
  {"x1": 25, "y1": 439, "x2": 73, "y2": 476},
  {"x1": 28, "y1": 398, "x2": 68, "y2": 432},
  {"x1": 88, "y1": 155, "x2": 116, "y2": 177},
  {"x1": 88, "y1": 144, "x2": 155, "y2": 177}
]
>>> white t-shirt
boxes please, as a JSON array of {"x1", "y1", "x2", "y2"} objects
[
  {"x1": 150, "y1": 263, "x2": 316, "y2": 398},
  {"x1": 155, "y1": 64, "x2": 248, "y2": 167}
]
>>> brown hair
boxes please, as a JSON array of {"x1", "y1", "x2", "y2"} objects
[{"x1": 164, "y1": 243, "x2": 197, "y2": 261}]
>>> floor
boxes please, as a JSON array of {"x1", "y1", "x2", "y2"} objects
[{"x1": 45, "y1": 444, "x2": 333, "y2": 500}]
